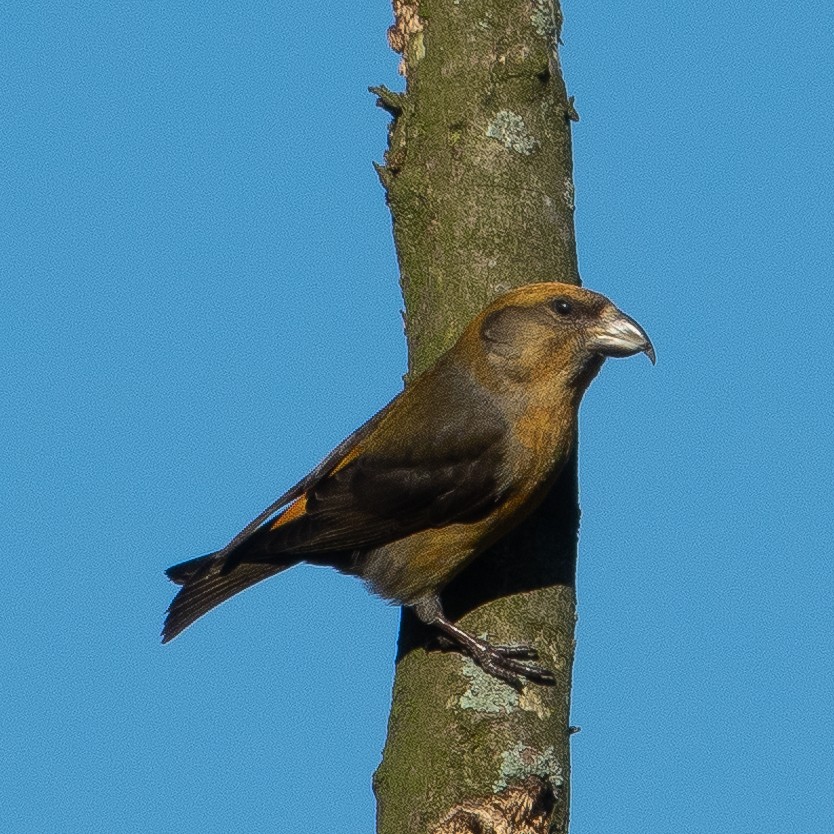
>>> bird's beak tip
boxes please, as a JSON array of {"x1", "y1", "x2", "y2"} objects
[{"x1": 590, "y1": 309, "x2": 655, "y2": 364}]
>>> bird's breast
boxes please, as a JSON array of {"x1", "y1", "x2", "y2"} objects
[{"x1": 504, "y1": 395, "x2": 577, "y2": 485}]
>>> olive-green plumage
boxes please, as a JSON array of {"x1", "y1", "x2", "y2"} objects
[{"x1": 163, "y1": 282, "x2": 653, "y2": 685}]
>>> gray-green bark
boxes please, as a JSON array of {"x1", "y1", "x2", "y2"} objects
[{"x1": 372, "y1": 1, "x2": 580, "y2": 832}]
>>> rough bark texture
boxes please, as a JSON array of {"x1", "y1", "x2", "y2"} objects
[
  {"x1": 431, "y1": 776, "x2": 556, "y2": 834},
  {"x1": 372, "y1": 1, "x2": 580, "y2": 832}
]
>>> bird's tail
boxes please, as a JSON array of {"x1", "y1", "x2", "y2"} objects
[{"x1": 162, "y1": 550, "x2": 296, "y2": 643}]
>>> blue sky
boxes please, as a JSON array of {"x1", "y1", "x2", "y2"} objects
[{"x1": 2, "y1": 3, "x2": 831, "y2": 833}]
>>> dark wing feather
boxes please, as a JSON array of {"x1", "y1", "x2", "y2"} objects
[
  {"x1": 269, "y1": 446, "x2": 504, "y2": 556},
  {"x1": 211, "y1": 396, "x2": 400, "y2": 564},
  {"x1": 243, "y1": 359, "x2": 510, "y2": 560}
]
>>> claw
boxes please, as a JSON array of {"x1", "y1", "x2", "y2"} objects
[
  {"x1": 492, "y1": 644, "x2": 539, "y2": 661},
  {"x1": 478, "y1": 656, "x2": 526, "y2": 690},
  {"x1": 472, "y1": 643, "x2": 556, "y2": 688}
]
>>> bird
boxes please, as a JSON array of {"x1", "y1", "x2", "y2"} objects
[{"x1": 162, "y1": 282, "x2": 654, "y2": 686}]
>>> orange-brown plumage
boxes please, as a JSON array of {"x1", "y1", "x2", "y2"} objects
[
  {"x1": 269, "y1": 495, "x2": 307, "y2": 530},
  {"x1": 163, "y1": 282, "x2": 653, "y2": 685}
]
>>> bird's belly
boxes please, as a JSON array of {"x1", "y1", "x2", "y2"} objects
[
  {"x1": 360, "y1": 523, "x2": 485, "y2": 604},
  {"x1": 359, "y1": 482, "x2": 551, "y2": 605}
]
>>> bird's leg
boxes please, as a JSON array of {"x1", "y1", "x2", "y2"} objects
[{"x1": 412, "y1": 596, "x2": 556, "y2": 688}]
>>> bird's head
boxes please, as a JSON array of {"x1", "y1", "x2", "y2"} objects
[{"x1": 473, "y1": 282, "x2": 655, "y2": 390}]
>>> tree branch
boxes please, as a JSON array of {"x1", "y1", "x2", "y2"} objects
[{"x1": 373, "y1": 1, "x2": 580, "y2": 831}]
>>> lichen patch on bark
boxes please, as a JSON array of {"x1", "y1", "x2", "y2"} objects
[
  {"x1": 486, "y1": 111, "x2": 538, "y2": 155},
  {"x1": 458, "y1": 657, "x2": 520, "y2": 714},
  {"x1": 530, "y1": 0, "x2": 556, "y2": 39},
  {"x1": 495, "y1": 742, "x2": 563, "y2": 792},
  {"x1": 562, "y1": 177, "x2": 575, "y2": 210}
]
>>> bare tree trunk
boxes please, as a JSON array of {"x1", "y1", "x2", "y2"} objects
[{"x1": 372, "y1": 1, "x2": 580, "y2": 832}]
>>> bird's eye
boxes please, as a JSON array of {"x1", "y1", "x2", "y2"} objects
[{"x1": 552, "y1": 299, "x2": 572, "y2": 316}]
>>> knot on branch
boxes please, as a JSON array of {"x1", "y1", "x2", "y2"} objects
[
  {"x1": 369, "y1": 85, "x2": 405, "y2": 117},
  {"x1": 431, "y1": 775, "x2": 555, "y2": 834}
]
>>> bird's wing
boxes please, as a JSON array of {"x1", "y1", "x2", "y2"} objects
[
  {"x1": 225, "y1": 359, "x2": 509, "y2": 565},
  {"x1": 210, "y1": 396, "x2": 400, "y2": 563},
  {"x1": 266, "y1": 425, "x2": 506, "y2": 556}
]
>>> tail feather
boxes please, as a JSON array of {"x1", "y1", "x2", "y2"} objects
[
  {"x1": 165, "y1": 552, "x2": 216, "y2": 585},
  {"x1": 162, "y1": 553, "x2": 294, "y2": 643}
]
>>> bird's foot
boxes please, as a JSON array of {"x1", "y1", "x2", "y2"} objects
[
  {"x1": 432, "y1": 635, "x2": 542, "y2": 666},
  {"x1": 413, "y1": 596, "x2": 556, "y2": 688},
  {"x1": 470, "y1": 640, "x2": 556, "y2": 689}
]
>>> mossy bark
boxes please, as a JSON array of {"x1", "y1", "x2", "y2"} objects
[{"x1": 372, "y1": 1, "x2": 580, "y2": 832}]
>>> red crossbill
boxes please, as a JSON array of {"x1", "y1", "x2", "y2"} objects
[{"x1": 162, "y1": 282, "x2": 653, "y2": 686}]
